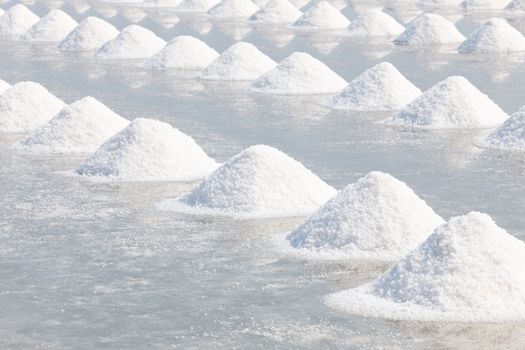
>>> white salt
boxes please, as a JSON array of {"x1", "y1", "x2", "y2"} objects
[
  {"x1": 0, "y1": 79, "x2": 11, "y2": 94},
  {"x1": 208, "y1": 0, "x2": 260, "y2": 18},
  {"x1": 22, "y1": 9, "x2": 77, "y2": 42},
  {"x1": 95, "y1": 25, "x2": 167, "y2": 59},
  {"x1": 458, "y1": 18, "x2": 525, "y2": 53},
  {"x1": 393, "y1": 13, "x2": 465, "y2": 46},
  {"x1": 506, "y1": 0, "x2": 525, "y2": 11},
  {"x1": 347, "y1": 8, "x2": 405, "y2": 37},
  {"x1": 176, "y1": 0, "x2": 221, "y2": 12},
  {"x1": 292, "y1": 1, "x2": 350, "y2": 30},
  {"x1": 0, "y1": 8, "x2": 4, "y2": 17},
  {"x1": 0, "y1": 4, "x2": 39, "y2": 36},
  {"x1": 482, "y1": 109, "x2": 525, "y2": 151},
  {"x1": 461, "y1": 0, "x2": 510, "y2": 9},
  {"x1": 250, "y1": 0, "x2": 302, "y2": 24},
  {"x1": 58, "y1": 16, "x2": 119, "y2": 51}
]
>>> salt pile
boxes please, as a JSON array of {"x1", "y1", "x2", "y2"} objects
[
  {"x1": 208, "y1": 0, "x2": 260, "y2": 18},
  {"x1": 461, "y1": 0, "x2": 510, "y2": 10},
  {"x1": 197, "y1": 42, "x2": 276, "y2": 80},
  {"x1": 292, "y1": 1, "x2": 350, "y2": 30},
  {"x1": 483, "y1": 109, "x2": 525, "y2": 151},
  {"x1": 250, "y1": 0, "x2": 302, "y2": 23},
  {"x1": 144, "y1": 35, "x2": 219, "y2": 70},
  {"x1": 347, "y1": 8, "x2": 405, "y2": 37},
  {"x1": 249, "y1": 52, "x2": 347, "y2": 95},
  {"x1": 58, "y1": 16, "x2": 119, "y2": 51},
  {"x1": 0, "y1": 4, "x2": 39, "y2": 36},
  {"x1": 0, "y1": 82, "x2": 65, "y2": 133},
  {"x1": 329, "y1": 62, "x2": 421, "y2": 111},
  {"x1": 0, "y1": 79, "x2": 11, "y2": 94},
  {"x1": 458, "y1": 18, "x2": 525, "y2": 53},
  {"x1": 158, "y1": 144, "x2": 336, "y2": 218},
  {"x1": 506, "y1": 0, "x2": 525, "y2": 11},
  {"x1": 21, "y1": 9, "x2": 77, "y2": 42},
  {"x1": 393, "y1": 13, "x2": 465, "y2": 46},
  {"x1": 95, "y1": 25, "x2": 167, "y2": 59},
  {"x1": 13, "y1": 97, "x2": 129, "y2": 154},
  {"x1": 77, "y1": 118, "x2": 218, "y2": 181},
  {"x1": 176, "y1": 0, "x2": 222, "y2": 12},
  {"x1": 381, "y1": 76, "x2": 508, "y2": 129}
]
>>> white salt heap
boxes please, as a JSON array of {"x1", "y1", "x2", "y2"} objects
[
  {"x1": 22, "y1": 9, "x2": 77, "y2": 42},
  {"x1": 0, "y1": 82, "x2": 65, "y2": 133},
  {"x1": 76, "y1": 118, "x2": 218, "y2": 182},
  {"x1": 176, "y1": 0, "x2": 221, "y2": 12},
  {"x1": 250, "y1": 0, "x2": 302, "y2": 23},
  {"x1": 329, "y1": 62, "x2": 421, "y2": 111},
  {"x1": 458, "y1": 18, "x2": 525, "y2": 53},
  {"x1": 197, "y1": 42, "x2": 276, "y2": 80},
  {"x1": 506, "y1": 0, "x2": 525, "y2": 11},
  {"x1": 292, "y1": 1, "x2": 350, "y2": 29},
  {"x1": 393, "y1": 13, "x2": 465, "y2": 46},
  {"x1": 58, "y1": 16, "x2": 119, "y2": 51},
  {"x1": 95, "y1": 25, "x2": 167, "y2": 59},
  {"x1": 287, "y1": 171, "x2": 444, "y2": 260},
  {"x1": 0, "y1": 79, "x2": 11, "y2": 94},
  {"x1": 159, "y1": 144, "x2": 337, "y2": 218},
  {"x1": 381, "y1": 76, "x2": 508, "y2": 129},
  {"x1": 461, "y1": 0, "x2": 510, "y2": 10},
  {"x1": 208, "y1": 0, "x2": 259, "y2": 17},
  {"x1": 250, "y1": 52, "x2": 347, "y2": 95},
  {"x1": 326, "y1": 212, "x2": 525, "y2": 322},
  {"x1": 347, "y1": 8, "x2": 405, "y2": 37},
  {"x1": 483, "y1": 109, "x2": 525, "y2": 151},
  {"x1": 13, "y1": 97, "x2": 129, "y2": 154},
  {"x1": 144, "y1": 36, "x2": 219, "y2": 70},
  {"x1": 0, "y1": 4, "x2": 39, "y2": 36}
]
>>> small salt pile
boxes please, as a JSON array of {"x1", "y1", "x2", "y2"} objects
[
  {"x1": 0, "y1": 79, "x2": 11, "y2": 94},
  {"x1": 347, "y1": 8, "x2": 405, "y2": 37},
  {"x1": 58, "y1": 17, "x2": 119, "y2": 51},
  {"x1": 393, "y1": 13, "x2": 465, "y2": 46},
  {"x1": 458, "y1": 18, "x2": 525, "y2": 53},
  {"x1": 208, "y1": 0, "x2": 260, "y2": 18},
  {"x1": 144, "y1": 36, "x2": 219, "y2": 70},
  {"x1": 0, "y1": 4, "x2": 39, "y2": 36},
  {"x1": 77, "y1": 118, "x2": 218, "y2": 181},
  {"x1": 329, "y1": 62, "x2": 421, "y2": 111},
  {"x1": 95, "y1": 25, "x2": 167, "y2": 59},
  {"x1": 0, "y1": 81, "x2": 65, "y2": 133},
  {"x1": 176, "y1": 0, "x2": 222, "y2": 12},
  {"x1": 483, "y1": 109, "x2": 525, "y2": 151},
  {"x1": 461, "y1": 0, "x2": 510, "y2": 10},
  {"x1": 197, "y1": 42, "x2": 276, "y2": 80},
  {"x1": 22, "y1": 9, "x2": 77, "y2": 42},
  {"x1": 13, "y1": 97, "x2": 129, "y2": 154},
  {"x1": 292, "y1": 1, "x2": 350, "y2": 30},
  {"x1": 382, "y1": 76, "x2": 508, "y2": 129},
  {"x1": 250, "y1": 0, "x2": 302, "y2": 23},
  {"x1": 250, "y1": 52, "x2": 347, "y2": 95},
  {"x1": 158, "y1": 144, "x2": 336, "y2": 218},
  {"x1": 326, "y1": 212, "x2": 525, "y2": 322}
]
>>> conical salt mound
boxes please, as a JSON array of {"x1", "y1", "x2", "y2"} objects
[
  {"x1": 329, "y1": 62, "x2": 421, "y2": 111},
  {"x1": 458, "y1": 18, "x2": 525, "y2": 53},
  {"x1": 326, "y1": 212, "x2": 525, "y2": 322},
  {"x1": 208, "y1": 0, "x2": 259, "y2": 17},
  {"x1": 347, "y1": 8, "x2": 405, "y2": 37},
  {"x1": 482, "y1": 109, "x2": 525, "y2": 151},
  {"x1": 58, "y1": 16, "x2": 119, "y2": 51},
  {"x1": 250, "y1": 0, "x2": 302, "y2": 23},
  {"x1": 197, "y1": 42, "x2": 276, "y2": 80},
  {"x1": 95, "y1": 25, "x2": 167, "y2": 59},
  {"x1": 0, "y1": 82, "x2": 65, "y2": 133},
  {"x1": 381, "y1": 76, "x2": 508, "y2": 129},
  {"x1": 13, "y1": 97, "x2": 129, "y2": 154},
  {"x1": 144, "y1": 35, "x2": 219, "y2": 70},
  {"x1": 394, "y1": 13, "x2": 465, "y2": 46},
  {"x1": 76, "y1": 118, "x2": 218, "y2": 181},
  {"x1": 461, "y1": 0, "x2": 510, "y2": 9},
  {"x1": 292, "y1": 1, "x2": 350, "y2": 29},
  {"x1": 0, "y1": 4, "x2": 39, "y2": 36},
  {"x1": 159, "y1": 144, "x2": 337, "y2": 218},
  {"x1": 0, "y1": 79, "x2": 11, "y2": 94},
  {"x1": 21, "y1": 9, "x2": 77, "y2": 42},
  {"x1": 249, "y1": 52, "x2": 347, "y2": 95},
  {"x1": 287, "y1": 171, "x2": 444, "y2": 260},
  {"x1": 176, "y1": 0, "x2": 221, "y2": 12}
]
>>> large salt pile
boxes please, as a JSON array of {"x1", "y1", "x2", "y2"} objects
[
  {"x1": 482, "y1": 109, "x2": 525, "y2": 151},
  {"x1": 197, "y1": 42, "x2": 276, "y2": 80},
  {"x1": 250, "y1": 0, "x2": 302, "y2": 23},
  {"x1": 461, "y1": 0, "x2": 510, "y2": 10},
  {"x1": 381, "y1": 76, "x2": 508, "y2": 129},
  {"x1": 158, "y1": 144, "x2": 336, "y2": 218},
  {"x1": 347, "y1": 8, "x2": 405, "y2": 37},
  {"x1": 13, "y1": 97, "x2": 129, "y2": 154},
  {"x1": 329, "y1": 62, "x2": 421, "y2": 111},
  {"x1": 208, "y1": 0, "x2": 260, "y2": 17},
  {"x1": 458, "y1": 18, "x2": 525, "y2": 53},
  {"x1": 95, "y1": 25, "x2": 167, "y2": 59},
  {"x1": 176, "y1": 0, "x2": 221, "y2": 12},
  {"x1": 76, "y1": 118, "x2": 218, "y2": 181},
  {"x1": 0, "y1": 79, "x2": 11, "y2": 94},
  {"x1": 326, "y1": 212, "x2": 525, "y2": 322},
  {"x1": 0, "y1": 4, "x2": 39, "y2": 36},
  {"x1": 0, "y1": 82, "x2": 65, "y2": 133},
  {"x1": 58, "y1": 17, "x2": 119, "y2": 51},
  {"x1": 292, "y1": 1, "x2": 350, "y2": 29},
  {"x1": 393, "y1": 13, "x2": 465, "y2": 46},
  {"x1": 21, "y1": 9, "x2": 77, "y2": 42},
  {"x1": 249, "y1": 52, "x2": 347, "y2": 94},
  {"x1": 144, "y1": 35, "x2": 219, "y2": 70}
]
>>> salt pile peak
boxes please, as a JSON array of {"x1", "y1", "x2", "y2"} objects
[
  {"x1": 0, "y1": 4, "x2": 39, "y2": 36},
  {"x1": 250, "y1": 51, "x2": 347, "y2": 94},
  {"x1": 292, "y1": 1, "x2": 350, "y2": 29},
  {"x1": 208, "y1": 0, "x2": 260, "y2": 18},
  {"x1": 0, "y1": 81, "x2": 65, "y2": 133},
  {"x1": 483, "y1": 109, "x2": 525, "y2": 151},
  {"x1": 393, "y1": 13, "x2": 465, "y2": 46},
  {"x1": 0, "y1": 79, "x2": 11, "y2": 94},
  {"x1": 13, "y1": 96, "x2": 129, "y2": 154},
  {"x1": 176, "y1": 0, "x2": 222, "y2": 12},
  {"x1": 95, "y1": 25, "x2": 167, "y2": 59},
  {"x1": 347, "y1": 8, "x2": 405, "y2": 37},
  {"x1": 458, "y1": 18, "x2": 525, "y2": 53},
  {"x1": 381, "y1": 76, "x2": 508, "y2": 129},
  {"x1": 22, "y1": 9, "x2": 78, "y2": 42},
  {"x1": 250, "y1": 0, "x2": 303, "y2": 23},
  {"x1": 329, "y1": 62, "x2": 421, "y2": 111},
  {"x1": 461, "y1": 0, "x2": 510, "y2": 10},
  {"x1": 58, "y1": 16, "x2": 119, "y2": 51},
  {"x1": 77, "y1": 118, "x2": 218, "y2": 182}
]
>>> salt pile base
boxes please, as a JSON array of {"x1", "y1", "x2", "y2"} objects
[
  {"x1": 208, "y1": 0, "x2": 259, "y2": 18},
  {"x1": 0, "y1": 79, "x2": 11, "y2": 94},
  {"x1": 292, "y1": 1, "x2": 350, "y2": 29},
  {"x1": 461, "y1": 0, "x2": 510, "y2": 10},
  {"x1": 0, "y1": 4, "x2": 39, "y2": 36},
  {"x1": 95, "y1": 25, "x2": 167, "y2": 59},
  {"x1": 77, "y1": 118, "x2": 218, "y2": 182},
  {"x1": 458, "y1": 18, "x2": 525, "y2": 53},
  {"x1": 250, "y1": 0, "x2": 302, "y2": 23},
  {"x1": 393, "y1": 13, "x2": 465, "y2": 46},
  {"x1": 176, "y1": 0, "x2": 221, "y2": 12},
  {"x1": 22, "y1": 9, "x2": 77, "y2": 42},
  {"x1": 381, "y1": 76, "x2": 508, "y2": 129},
  {"x1": 483, "y1": 109, "x2": 525, "y2": 151},
  {"x1": 347, "y1": 8, "x2": 405, "y2": 37},
  {"x1": 58, "y1": 16, "x2": 119, "y2": 51},
  {"x1": 158, "y1": 144, "x2": 336, "y2": 218}
]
